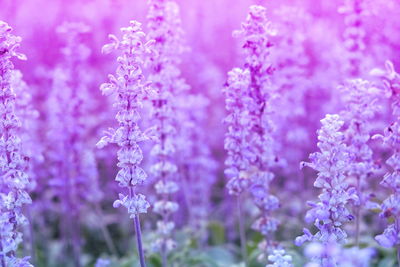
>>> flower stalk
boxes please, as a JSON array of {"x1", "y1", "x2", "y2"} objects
[{"x1": 97, "y1": 21, "x2": 154, "y2": 267}]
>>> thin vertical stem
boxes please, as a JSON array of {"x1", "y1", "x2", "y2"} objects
[
  {"x1": 95, "y1": 204, "x2": 118, "y2": 255},
  {"x1": 397, "y1": 246, "x2": 400, "y2": 267},
  {"x1": 355, "y1": 206, "x2": 360, "y2": 246},
  {"x1": 26, "y1": 208, "x2": 36, "y2": 265},
  {"x1": 72, "y1": 215, "x2": 81, "y2": 267},
  {"x1": 237, "y1": 195, "x2": 248, "y2": 267},
  {"x1": 161, "y1": 245, "x2": 167, "y2": 267},
  {"x1": 134, "y1": 215, "x2": 147, "y2": 267},
  {"x1": 397, "y1": 219, "x2": 400, "y2": 267},
  {"x1": 355, "y1": 175, "x2": 361, "y2": 247},
  {"x1": 397, "y1": 245, "x2": 400, "y2": 267}
]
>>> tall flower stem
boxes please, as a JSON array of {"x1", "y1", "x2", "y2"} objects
[
  {"x1": 134, "y1": 214, "x2": 147, "y2": 267},
  {"x1": 146, "y1": 1, "x2": 187, "y2": 264},
  {"x1": 237, "y1": 196, "x2": 248, "y2": 266},
  {"x1": 98, "y1": 20, "x2": 153, "y2": 267},
  {"x1": 160, "y1": 177, "x2": 169, "y2": 267},
  {"x1": 397, "y1": 219, "x2": 400, "y2": 267},
  {"x1": 26, "y1": 208, "x2": 36, "y2": 265},
  {"x1": 70, "y1": 203, "x2": 81, "y2": 267},
  {"x1": 355, "y1": 176, "x2": 361, "y2": 246},
  {"x1": 397, "y1": 244, "x2": 400, "y2": 267},
  {"x1": 95, "y1": 204, "x2": 118, "y2": 255},
  {"x1": 161, "y1": 244, "x2": 167, "y2": 267}
]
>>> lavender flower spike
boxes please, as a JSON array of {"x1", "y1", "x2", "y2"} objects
[
  {"x1": 97, "y1": 21, "x2": 153, "y2": 267},
  {"x1": 227, "y1": 5, "x2": 292, "y2": 265},
  {"x1": 372, "y1": 61, "x2": 400, "y2": 263},
  {"x1": 0, "y1": 21, "x2": 33, "y2": 267},
  {"x1": 48, "y1": 22, "x2": 95, "y2": 266},
  {"x1": 224, "y1": 67, "x2": 252, "y2": 196},
  {"x1": 339, "y1": 0, "x2": 366, "y2": 77},
  {"x1": 146, "y1": 0, "x2": 188, "y2": 265},
  {"x1": 296, "y1": 114, "x2": 358, "y2": 266},
  {"x1": 340, "y1": 79, "x2": 380, "y2": 245},
  {"x1": 233, "y1": 8, "x2": 279, "y2": 242}
]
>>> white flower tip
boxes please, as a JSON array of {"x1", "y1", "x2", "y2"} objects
[
  {"x1": 369, "y1": 68, "x2": 385, "y2": 77},
  {"x1": 113, "y1": 200, "x2": 121, "y2": 208}
]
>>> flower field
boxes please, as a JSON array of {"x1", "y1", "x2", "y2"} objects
[{"x1": 1, "y1": 0, "x2": 400, "y2": 266}]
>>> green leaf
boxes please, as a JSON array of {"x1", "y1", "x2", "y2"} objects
[
  {"x1": 377, "y1": 257, "x2": 397, "y2": 267},
  {"x1": 208, "y1": 221, "x2": 225, "y2": 245}
]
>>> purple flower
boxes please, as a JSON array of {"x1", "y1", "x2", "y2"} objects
[
  {"x1": 303, "y1": 242, "x2": 375, "y2": 267},
  {"x1": 98, "y1": 20, "x2": 153, "y2": 267},
  {"x1": 146, "y1": 0, "x2": 188, "y2": 259},
  {"x1": 271, "y1": 6, "x2": 311, "y2": 188},
  {"x1": 175, "y1": 94, "x2": 218, "y2": 242},
  {"x1": 370, "y1": 60, "x2": 400, "y2": 115},
  {"x1": 374, "y1": 120, "x2": 400, "y2": 248},
  {"x1": 50, "y1": 21, "x2": 100, "y2": 202},
  {"x1": 339, "y1": 78, "x2": 380, "y2": 243},
  {"x1": 266, "y1": 249, "x2": 293, "y2": 267},
  {"x1": 339, "y1": 0, "x2": 366, "y2": 77},
  {"x1": 10, "y1": 70, "x2": 40, "y2": 192},
  {"x1": 98, "y1": 20, "x2": 153, "y2": 217},
  {"x1": 226, "y1": 4, "x2": 285, "y2": 262},
  {"x1": 46, "y1": 22, "x2": 102, "y2": 264},
  {"x1": 297, "y1": 114, "x2": 358, "y2": 265},
  {"x1": 224, "y1": 68, "x2": 252, "y2": 195},
  {"x1": 0, "y1": 21, "x2": 32, "y2": 267},
  {"x1": 371, "y1": 61, "x2": 400, "y2": 249}
]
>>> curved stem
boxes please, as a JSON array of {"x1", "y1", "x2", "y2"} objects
[
  {"x1": 134, "y1": 215, "x2": 147, "y2": 267},
  {"x1": 237, "y1": 195, "x2": 248, "y2": 267}
]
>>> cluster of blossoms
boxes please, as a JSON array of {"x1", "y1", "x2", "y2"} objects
[
  {"x1": 339, "y1": 79, "x2": 380, "y2": 243},
  {"x1": 339, "y1": 0, "x2": 366, "y2": 77},
  {"x1": 303, "y1": 242, "x2": 376, "y2": 267},
  {"x1": 0, "y1": 21, "x2": 33, "y2": 267},
  {"x1": 224, "y1": 67, "x2": 252, "y2": 195},
  {"x1": 266, "y1": 249, "x2": 293, "y2": 267},
  {"x1": 175, "y1": 94, "x2": 217, "y2": 242},
  {"x1": 3, "y1": 1, "x2": 400, "y2": 266},
  {"x1": 225, "y1": 5, "x2": 292, "y2": 265},
  {"x1": 97, "y1": 20, "x2": 153, "y2": 267},
  {"x1": 296, "y1": 114, "x2": 358, "y2": 266},
  {"x1": 10, "y1": 70, "x2": 40, "y2": 192},
  {"x1": 272, "y1": 6, "x2": 311, "y2": 191},
  {"x1": 372, "y1": 61, "x2": 400, "y2": 253},
  {"x1": 223, "y1": 67, "x2": 253, "y2": 263},
  {"x1": 233, "y1": 6, "x2": 280, "y2": 243},
  {"x1": 47, "y1": 22, "x2": 103, "y2": 266},
  {"x1": 146, "y1": 0, "x2": 188, "y2": 262},
  {"x1": 57, "y1": 22, "x2": 104, "y2": 208}
]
